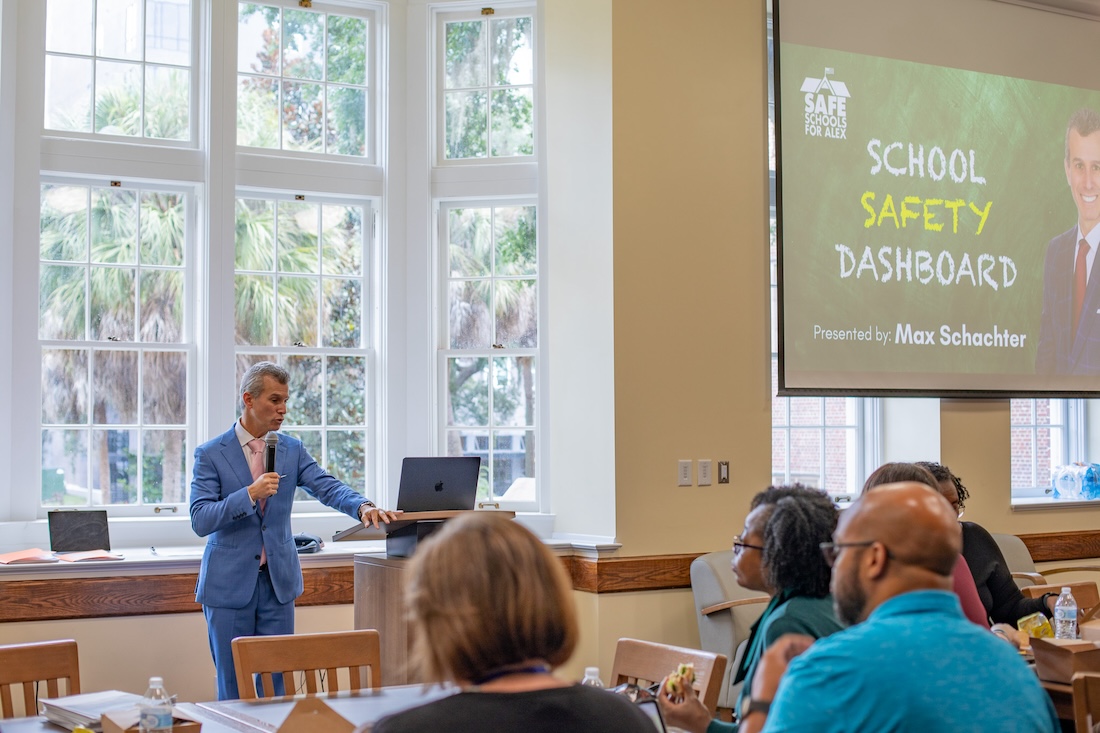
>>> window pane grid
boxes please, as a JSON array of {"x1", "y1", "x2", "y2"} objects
[
  {"x1": 440, "y1": 12, "x2": 534, "y2": 161},
  {"x1": 441, "y1": 199, "x2": 538, "y2": 502},
  {"x1": 39, "y1": 180, "x2": 192, "y2": 508},
  {"x1": 45, "y1": 0, "x2": 193, "y2": 141},
  {"x1": 234, "y1": 192, "x2": 371, "y2": 503},
  {"x1": 1010, "y1": 398, "x2": 1065, "y2": 493},
  {"x1": 237, "y1": 3, "x2": 370, "y2": 157}
]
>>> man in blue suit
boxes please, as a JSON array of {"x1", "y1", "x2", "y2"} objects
[
  {"x1": 190, "y1": 361, "x2": 398, "y2": 700},
  {"x1": 1036, "y1": 108, "x2": 1100, "y2": 375}
]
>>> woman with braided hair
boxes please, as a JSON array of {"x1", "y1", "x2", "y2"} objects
[{"x1": 658, "y1": 485, "x2": 842, "y2": 733}]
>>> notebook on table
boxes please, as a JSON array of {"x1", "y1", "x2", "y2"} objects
[{"x1": 396, "y1": 456, "x2": 481, "y2": 512}]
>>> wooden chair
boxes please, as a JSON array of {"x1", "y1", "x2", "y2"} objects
[
  {"x1": 231, "y1": 629, "x2": 381, "y2": 700},
  {"x1": 690, "y1": 550, "x2": 769, "y2": 719},
  {"x1": 1022, "y1": 581, "x2": 1100, "y2": 622},
  {"x1": 1073, "y1": 672, "x2": 1100, "y2": 732},
  {"x1": 0, "y1": 639, "x2": 80, "y2": 718},
  {"x1": 610, "y1": 638, "x2": 728, "y2": 714}
]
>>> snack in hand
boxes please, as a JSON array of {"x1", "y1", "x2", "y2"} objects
[{"x1": 663, "y1": 662, "x2": 697, "y2": 698}]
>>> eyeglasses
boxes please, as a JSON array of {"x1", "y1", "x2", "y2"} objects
[
  {"x1": 949, "y1": 500, "x2": 965, "y2": 519},
  {"x1": 732, "y1": 536, "x2": 765, "y2": 555},
  {"x1": 819, "y1": 540, "x2": 877, "y2": 567}
]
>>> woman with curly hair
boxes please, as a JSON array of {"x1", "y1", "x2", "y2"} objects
[
  {"x1": 659, "y1": 485, "x2": 842, "y2": 733},
  {"x1": 916, "y1": 461, "x2": 1054, "y2": 625}
]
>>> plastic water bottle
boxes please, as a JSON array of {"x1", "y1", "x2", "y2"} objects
[
  {"x1": 139, "y1": 677, "x2": 174, "y2": 732},
  {"x1": 1083, "y1": 464, "x2": 1100, "y2": 500},
  {"x1": 580, "y1": 667, "x2": 604, "y2": 688},
  {"x1": 1054, "y1": 587, "x2": 1078, "y2": 640}
]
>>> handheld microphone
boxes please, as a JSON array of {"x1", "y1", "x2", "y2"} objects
[{"x1": 264, "y1": 432, "x2": 279, "y2": 474}]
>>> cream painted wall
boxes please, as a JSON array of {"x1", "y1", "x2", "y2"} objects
[
  {"x1": 567, "y1": 589, "x2": 699, "y2": 686},
  {"x1": 611, "y1": 0, "x2": 772, "y2": 557},
  {"x1": 0, "y1": 606, "x2": 353, "y2": 704}
]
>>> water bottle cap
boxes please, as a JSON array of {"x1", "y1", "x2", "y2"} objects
[
  {"x1": 1063, "y1": 587, "x2": 1072, "y2": 594},
  {"x1": 584, "y1": 666, "x2": 599, "y2": 676},
  {"x1": 149, "y1": 676, "x2": 163, "y2": 686}
]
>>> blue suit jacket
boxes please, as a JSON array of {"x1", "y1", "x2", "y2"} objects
[
  {"x1": 190, "y1": 424, "x2": 365, "y2": 608},
  {"x1": 1036, "y1": 226, "x2": 1100, "y2": 375}
]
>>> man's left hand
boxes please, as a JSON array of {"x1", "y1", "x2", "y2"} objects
[{"x1": 359, "y1": 504, "x2": 402, "y2": 528}]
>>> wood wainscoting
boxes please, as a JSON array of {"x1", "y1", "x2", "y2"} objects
[{"x1": 3, "y1": 529, "x2": 1098, "y2": 623}]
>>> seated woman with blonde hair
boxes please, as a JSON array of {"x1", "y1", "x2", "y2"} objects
[{"x1": 372, "y1": 513, "x2": 654, "y2": 733}]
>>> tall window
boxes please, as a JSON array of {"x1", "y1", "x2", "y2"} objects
[
  {"x1": 433, "y1": 6, "x2": 540, "y2": 508},
  {"x1": 1010, "y1": 398, "x2": 1079, "y2": 504},
  {"x1": 440, "y1": 203, "x2": 537, "y2": 503},
  {"x1": 231, "y1": 0, "x2": 379, "y2": 501},
  {"x1": 20, "y1": 0, "x2": 382, "y2": 522},
  {"x1": 39, "y1": 181, "x2": 192, "y2": 508}
]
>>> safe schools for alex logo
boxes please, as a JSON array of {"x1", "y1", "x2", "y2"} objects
[{"x1": 800, "y1": 68, "x2": 849, "y2": 139}]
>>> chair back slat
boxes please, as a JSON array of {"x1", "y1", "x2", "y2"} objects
[
  {"x1": 1073, "y1": 672, "x2": 1100, "y2": 730},
  {"x1": 610, "y1": 638, "x2": 727, "y2": 713},
  {"x1": 231, "y1": 630, "x2": 382, "y2": 700}
]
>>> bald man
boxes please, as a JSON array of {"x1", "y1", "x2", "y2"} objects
[{"x1": 739, "y1": 483, "x2": 1059, "y2": 733}]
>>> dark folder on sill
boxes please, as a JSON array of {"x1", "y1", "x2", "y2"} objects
[{"x1": 48, "y1": 509, "x2": 111, "y2": 553}]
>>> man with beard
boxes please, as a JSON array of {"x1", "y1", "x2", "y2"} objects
[{"x1": 737, "y1": 482, "x2": 1058, "y2": 733}]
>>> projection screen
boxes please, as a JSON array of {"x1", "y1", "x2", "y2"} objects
[{"x1": 775, "y1": 0, "x2": 1100, "y2": 395}]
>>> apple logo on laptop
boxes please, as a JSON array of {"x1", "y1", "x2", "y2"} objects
[{"x1": 434, "y1": 481, "x2": 444, "y2": 492}]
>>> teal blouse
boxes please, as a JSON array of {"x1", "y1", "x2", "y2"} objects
[{"x1": 705, "y1": 590, "x2": 842, "y2": 733}]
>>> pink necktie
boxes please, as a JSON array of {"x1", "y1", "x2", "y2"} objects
[
  {"x1": 1074, "y1": 239, "x2": 1090, "y2": 337},
  {"x1": 247, "y1": 438, "x2": 267, "y2": 566}
]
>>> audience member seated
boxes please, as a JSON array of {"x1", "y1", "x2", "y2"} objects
[
  {"x1": 735, "y1": 482, "x2": 1059, "y2": 733},
  {"x1": 659, "y1": 485, "x2": 842, "y2": 733},
  {"x1": 862, "y1": 462, "x2": 988, "y2": 627},
  {"x1": 916, "y1": 461, "x2": 1055, "y2": 625},
  {"x1": 372, "y1": 513, "x2": 654, "y2": 733}
]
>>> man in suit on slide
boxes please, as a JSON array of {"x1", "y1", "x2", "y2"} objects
[
  {"x1": 190, "y1": 361, "x2": 399, "y2": 700},
  {"x1": 1036, "y1": 108, "x2": 1100, "y2": 375}
]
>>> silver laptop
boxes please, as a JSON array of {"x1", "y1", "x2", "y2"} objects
[{"x1": 396, "y1": 457, "x2": 481, "y2": 512}]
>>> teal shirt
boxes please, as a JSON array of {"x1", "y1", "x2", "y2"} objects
[{"x1": 706, "y1": 592, "x2": 842, "y2": 733}]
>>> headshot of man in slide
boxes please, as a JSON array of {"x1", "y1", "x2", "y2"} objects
[{"x1": 1036, "y1": 108, "x2": 1100, "y2": 375}]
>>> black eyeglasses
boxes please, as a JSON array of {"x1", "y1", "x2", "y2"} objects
[
  {"x1": 732, "y1": 536, "x2": 765, "y2": 555},
  {"x1": 819, "y1": 540, "x2": 877, "y2": 567}
]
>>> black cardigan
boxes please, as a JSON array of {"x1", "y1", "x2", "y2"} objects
[{"x1": 962, "y1": 521, "x2": 1049, "y2": 625}]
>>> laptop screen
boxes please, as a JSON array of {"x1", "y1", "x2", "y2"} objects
[
  {"x1": 396, "y1": 457, "x2": 481, "y2": 512},
  {"x1": 48, "y1": 510, "x2": 111, "y2": 552}
]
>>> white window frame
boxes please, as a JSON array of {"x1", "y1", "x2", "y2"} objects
[
  {"x1": 231, "y1": 189, "x2": 379, "y2": 503},
  {"x1": 433, "y1": 3, "x2": 537, "y2": 168},
  {"x1": 0, "y1": 0, "x2": 397, "y2": 549},
  {"x1": 1010, "y1": 397, "x2": 1086, "y2": 505},
  {"x1": 37, "y1": 174, "x2": 199, "y2": 516},
  {"x1": 422, "y1": 1, "x2": 546, "y2": 516},
  {"x1": 42, "y1": 0, "x2": 202, "y2": 148},
  {"x1": 434, "y1": 196, "x2": 540, "y2": 512}
]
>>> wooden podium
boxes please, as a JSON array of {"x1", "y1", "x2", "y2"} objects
[{"x1": 335, "y1": 509, "x2": 515, "y2": 685}]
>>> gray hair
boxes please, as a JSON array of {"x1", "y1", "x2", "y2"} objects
[
  {"x1": 240, "y1": 361, "x2": 289, "y2": 408},
  {"x1": 1066, "y1": 108, "x2": 1100, "y2": 161}
]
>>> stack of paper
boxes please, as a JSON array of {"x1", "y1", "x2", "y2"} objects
[
  {"x1": 0, "y1": 548, "x2": 59, "y2": 564},
  {"x1": 56, "y1": 550, "x2": 124, "y2": 562},
  {"x1": 40, "y1": 690, "x2": 143, "y2": 732}
]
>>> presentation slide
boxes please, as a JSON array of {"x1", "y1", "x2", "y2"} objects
[{"x1": 776, "y1": 1, "x2": 1100, "y2": 395}]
